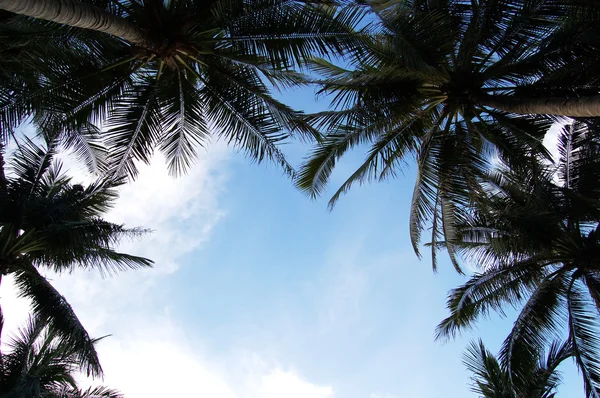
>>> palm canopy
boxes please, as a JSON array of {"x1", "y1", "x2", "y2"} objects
[
  {"x1": 297, "y1": 0, "x2": 600, "y2": 269},
  {"x1": 0, "y1": 0, "x2": 366, "y2": 178},
  {"x1": 0, "y1": 315, "x2": 122, "y2": 398},
  {"x1": 0, "y1": 137, "x2": 152, "y2": 377},
  {"x1": 464, "y1": 339, "x2": 572, "y2": 398},
  {"x1": 435, "y1": 120, "x2": 600, "y2": 397}
]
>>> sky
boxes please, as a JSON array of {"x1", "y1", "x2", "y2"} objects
[{"x1": 0, "y1": 92, "x2": 587, "y2": 397}]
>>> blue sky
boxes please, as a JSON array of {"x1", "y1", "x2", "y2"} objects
[{"x1": 1, "y1": 86, "x2": 586, "y2": 397}]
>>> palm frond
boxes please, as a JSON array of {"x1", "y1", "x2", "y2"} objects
[
  {"x1": 104, "y1": 74, "x2": 163, "y2": 179},
  {"x1": 12, "y1": 264, "x2": 102, "y2": 377},
  {"x1": 500, "y1": 271, "x2": 568, "y2": 396},
  {"x1": 9, "y1": 137, "x2": 59, "y2": 197},
  {"x1": 436, "y1": 259, "x2": 551, "y2": 340},
  {"x1": 463, "y1": 337, "x2": 572, "y2": 398},
  {"x1": 157, "y1": 68, "x2": 209, "y2": 176},
  {"x1": 567, "y1": 279, "x2": 600, "y2": 398},
  {"x1": 326, "y1": 115, "x2": 425, "y2": 208},
  {"x1": 530, "y1": 339, "x2": 573, "y2": 398}
]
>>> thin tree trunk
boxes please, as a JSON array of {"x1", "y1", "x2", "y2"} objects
[
  {"x1": 477, "y1": 94, "x2": 600, "y2": 117},
  {"x1": 0, "y1": 147, "x2": 6, "y2": 192},
  {"x1": 0, "y1": 0, "x2": 157, "y2": 49},
  {"x1": 0, "y1": 146, "x2": 6, "y2": 354},
  {"x1": 0, "y1": 274, "x2": 4, "y2": 356}
]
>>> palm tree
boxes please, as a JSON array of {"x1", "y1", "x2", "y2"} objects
[
  {"x1": 0, "y1": 0, "x2": 365, "y2": 178},
  {"x1": 435, "y1": 120, "x2": 600, "y2": 397},
  {"x1": 464, "y1": 339, "x2": 572, "y2": 398},
  {"x1": 0, "y1": 137, "x2": 152, "y2": 377},
  {"x1": 0, "y1": 315, "x2": 122, "y2": 398},
  {"x1": 297, "y1": 0, "x2": 600, "y2": 270}
]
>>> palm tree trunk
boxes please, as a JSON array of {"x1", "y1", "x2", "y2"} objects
[
  {"x1": 0, "y1": 0, "x2": 157, "y2": 49},
  {"x1": 477, "y1": 94, "x2": 600, "y2": 117}
]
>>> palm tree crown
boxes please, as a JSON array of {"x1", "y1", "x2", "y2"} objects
[
  {"x1": 0, "y1": 316, "x2": 122, "y2": 398},
  {"x1": 436, "y1": 120, "x2": 600, "y2": 397},
  {"x1": 0, "y1": 137, "x2": 152, "y2": 376},
  {"x1": 0, "y1": 0, "x2": 365, "y2": 177},
  {"x1": 297, "y1": 0, "x2": 600, "y2": 269}
]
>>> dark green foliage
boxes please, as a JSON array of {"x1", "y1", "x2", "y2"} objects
[
  {"x1": 297, "y1": 0, "x2": 600, "y2": 269},
  {"x1": 0, "y1": 316, "x2": 122, "y2": 398},
  {"x1": 0, "y1": 0, "x2": 366, "y2": 178},
  {"x1": 436, "y1": 120, "x2": 600, "y2": 397},
  {"x1": 464, "y1": 339, "x2": 571, "y2": 398},
  {"x1": 0, "y1": 137, "x2": 152, "y2": 377}
]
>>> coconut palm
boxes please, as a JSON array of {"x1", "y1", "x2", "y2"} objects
[
  {"x1": 0, "y1": 137, "x2": 152, "y2": 376},
  {"x1": 464, "y1": 339, "x2": 572, "y2": 398},
  {"x1": 0, "y1": 0, "x2": 365, "y2": 178},
  {"x1": 297, "y1": 0, "x2": 600, "y2": 271},
  {"x1": 0, "y1": 315, "x2": 122, "y2": 398},
  {"x1": 435, "y1": 120, "x2": 600, "y2": 397}
]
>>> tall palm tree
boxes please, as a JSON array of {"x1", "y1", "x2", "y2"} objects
[
  {"x1": 0, "y1": 315, "x2": 122, "y2": 398},
  {"x1": 464, "y1": 339, "x2": 572, "y2": 398},
  {"x1": 0, "y1": 137, "x2": 152, "y2": 377},
  {"x1": 297, "y1": 0, "x2": 600, "y2": 270},
  {"x1": 435, "y1": 120, "x2": 600, "y2": 397},
  {"x1": 0, "y1": 0, "x2": 365, "y2": 178}
]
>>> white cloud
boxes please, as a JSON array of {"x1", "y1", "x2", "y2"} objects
[
  {"x1": 260, "y1": 369, "x2": 334, "y2": 398},
  {"x1": 33, "y1": 146, "x2": 231, "y2": 336},
  {"x1": 95, "y1": 316, "x2": 238, "y2": 398},
  {"x1": 227, "y1": 353, "x2": 334, "y2": 398},
  {"x1": 0, "y1": 275, "x2": 32, "y2": 338},
  {"x1": 86, "y1": 315, "x2": 335, "y2": 398},
  {"x1": 543, "y1": 121, "x2": 567, "y2": 163},
  {"x1": 59, "y1": 148, "x2": 228, "y2": 275}
]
